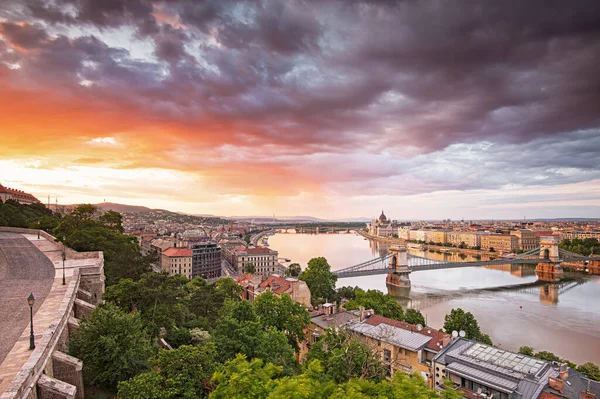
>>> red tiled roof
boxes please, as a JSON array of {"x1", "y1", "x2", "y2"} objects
[
  {"x1": 0, "y1": 184, "x2": 40, "y2": 202},
  {"x1": 235, "y1": 246, "x2": 274, "y2": 254},
  {"x1": 539, "y1": 392, "x2": 560, "y2": 399},
  {"x1": 365, "y1": 314, "x2": 450, "y2": 352},
  {"x1": 259, "y1": 275, "x2": 291, "y2": 294},
  {"x1": 163, "y1": 248, "x2": 192, "y2": 257}
]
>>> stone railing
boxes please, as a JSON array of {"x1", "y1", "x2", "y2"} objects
[
  {"x1": 0, "y1": 269, "x2": 81, "y2": 399},
  {"x1": 0, "y1": 228, "x2": 104, "y2": 399}
]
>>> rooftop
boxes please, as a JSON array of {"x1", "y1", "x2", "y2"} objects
[
  {"x1": 365, "y1": 314, "x2": 450, "y2": 352},
  {"x1": 163, "y1": 247, "x2": 192, "y2": 257},
  {"x1": 346, "y1": 320, "x2": 432, "y2": 351}
]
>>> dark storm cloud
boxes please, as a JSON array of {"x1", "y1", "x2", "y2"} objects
[{"x1": 1, "y1": 0, "x2": 600, "y2": 194}]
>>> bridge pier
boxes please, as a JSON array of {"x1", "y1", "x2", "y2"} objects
[
  {"x1": 536, "y1": 237, "x2": 564, "y2": 282},
  {"x1": 386, "y1": 245, "x2": 411, "y2": 288}
]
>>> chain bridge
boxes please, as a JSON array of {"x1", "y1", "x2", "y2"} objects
[{"x1": 334, "y1": 237, "x2": 600, "y2": 281}]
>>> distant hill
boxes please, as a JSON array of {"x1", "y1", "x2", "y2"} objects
[
  {"x1": 91, "y1": 203, "x2": 161, "y2": 213},
  {"x1": 229, "y1": 215, "x2": 326, "y2": 222}
]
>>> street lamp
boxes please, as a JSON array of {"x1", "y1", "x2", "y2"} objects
[
  {"x1": 62, "y1": 236, "x2": 66, "y2": 285},
  {"x1": 27, "y1": 293, "x2": 35, "y2": 350}
]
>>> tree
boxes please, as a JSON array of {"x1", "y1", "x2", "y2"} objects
[
  {"x1": 307, "y1": 327, "x2": 387, "y2": 383},
  {"x1": 104, "y1": 272, "x2": 189, "y2": 337},
  {"x1": 69, "y1": 303, "x2": 153, "y2": 389},
  {"x1": 254, "y1": 291, "x2": 310, "y2": 351},
  {"x1": 534, "y1": 351, "x2": 561, "y2": 362},
  {"x1": 210, "y1": 355, "x2": 282, "y2": 399},
  {"x1": 299, "y1": 257, "x2": 338, "y2": 305},
  {"x1": 404, "y1": 308, "x2": 425, "y2": 326},
  {"x1": 518, "y1": 346, "x2": 534, "y2": 356},
  {"x1": 117, "y1": 344, "x2": 217, "y2": 399},
  {"x1": 489, "y1": 247, "x2": 496, "y2": 252},
  {"x1": 443, "y1": 308, "x2": 492, "y2": 345},
  {"x1": 578, "y1": 362, "x2": 600, "y2": 381},
  {"x1": 287, "y1": 263, "x2": 302, "y2": 277},
  {"x1": 336, "y1": 286, "x2": 358, "y2": 301},
  {"x1": 99, "y1": 210, "x2": 124, "y2": 233},
  {"x1": 213, "y1": 300, "x2": 297, "y2": 374},
  {"x1": 344, "y1": 289, "x2": 404, "y2": 321},
  {"x1": 245, "y1": 262, "x2": 256, "y2": 274},
  {"x1": 215, "y1": 277, "x2": 243, "y2": 301}
]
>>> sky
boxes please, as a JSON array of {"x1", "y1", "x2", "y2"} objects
[{"x1": 1, "y1": 0, "x2": 599, "y2": 220}]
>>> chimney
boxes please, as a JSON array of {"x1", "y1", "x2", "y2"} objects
[
  {"x1": 548, "y1": 377, "x2": 564, "y2": 394},
  {"x1": 559, "y1": 364, "x2": 569, "y2": 380},
  {"x1": 581, "y1": 392, "x2": 595, "y2": 399},
  {"x1": 333, "y1": 301, "x2": 337, "y2": 314},
  {"x1": 359, "y1": 306, "x2": 365, "y2": 322}
]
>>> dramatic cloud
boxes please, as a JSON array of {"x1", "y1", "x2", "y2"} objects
[{"x1": 0, "y1": 0, "x2": 599, "y2": 217}]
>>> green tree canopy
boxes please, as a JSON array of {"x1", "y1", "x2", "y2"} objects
[
  {"x1": 213, "y1": 300, "x2": 298, "y2": 374},
  {"x1": 69, "y1": 303, "x2": 153, "y2": 389},
  {"x1": 443, "y1": 308, "x2": 492, "y2": 345},
  {"x1": 117, "y1": 344, "x2": 218, "y2": 399},
  {"x1": 344, "y1": 288, "x2": 404, "y2": 321},
  {"x1": 518, "y1": 346, "x2": 535, "y2": 356},
  {"x1": 336, "y1": 286, "x2": 358, "y2": 301},
  {"x1": 404, "y1": 309, "x2": 426, "y2": 326},
  {"x1": 299, "y1": 257, "x2": 338, "y2": 305},
  {"x1": 254, "y1": 291, "x2": 310, "y2": 351},
  {"x1": 210, "y1": 355, "x2": 282, "y2": 399},
  {"x1": 306, "y1": 327, "x2": 387, "y2": 383},
  {"x1": 286, "y1": 263, "x2": 302, "y2": 277},
  {"x1": 578, "y1": 362, "x2": 600, "y2": 381}
]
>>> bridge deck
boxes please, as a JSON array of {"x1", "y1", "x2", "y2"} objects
[{"x1": 334, "y1": 252, "x2": 600, "y2": 279}]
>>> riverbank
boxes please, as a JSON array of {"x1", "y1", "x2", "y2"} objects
[{"x1": 358, "y1": 230, "x2": 500, "y2": 258}]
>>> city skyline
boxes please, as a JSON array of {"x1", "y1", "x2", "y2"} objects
[{"x1": 1, "y1": 1, "x2": 599, "y2": 219}]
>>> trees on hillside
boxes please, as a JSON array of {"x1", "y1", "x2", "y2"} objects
[
  {"x1": 254, "y1": 291, "x2": 310, "y2": 351},
  {"x1": 299, "y1": 257, "x2": 338, "y2": 305},
  {"x1": 443, "y1": 308, "x2": 493, "y2": 345},
  {"x1": 306, "y1": 327, "x2": 387, "y2": 383},
  {"x1": 344, "y1": 288, "x2": 404, "y2": 321},
  {"x1": 213, "y1": 300, "x2": 297, "y2": 374},
  {"x1": 117, "y1": 344, "x2": 218, "y2": 399},
  {"x1": 560, "y1": 238, "x2": 600, "y2": 256},
  {"x1": 286, "y1": 263, "x2": 302, "y2": 277},
  {"x1": 69, "y1": 303, "x2": 153, "y2": 389}
]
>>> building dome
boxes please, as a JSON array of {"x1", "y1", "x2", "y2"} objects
[{"x1": 378, "y1": 210, "x2": 387, "y2": 223}]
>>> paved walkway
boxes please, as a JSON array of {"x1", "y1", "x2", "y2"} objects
[{"x1": 0, "y1": 233, "x2": 55, "y2": 366}]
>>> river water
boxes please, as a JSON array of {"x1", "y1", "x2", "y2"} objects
[{"x1": 268, "y1": 232, "x2": 600, "y2": 365}]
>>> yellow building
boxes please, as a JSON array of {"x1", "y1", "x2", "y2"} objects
[
  {"x1": 510, "y1": 229, "x2": 538, "y2": 251},
  {"x1": 481, "y1": 234, "x2": 518, "y2": 253},
  {"x1": 161, "y1": 247, "x2": 193, "y2": 280},
  {"x1": 346, "y1": 315, "x2": 451, "y2": 387}
]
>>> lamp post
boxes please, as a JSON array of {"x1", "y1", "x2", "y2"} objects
[
  {"x1": 27, "y1": 293, "x2": 35, "y2": 350},
  {"x1": 62, "y1": 236, "x2": 66, "y2": 286}
]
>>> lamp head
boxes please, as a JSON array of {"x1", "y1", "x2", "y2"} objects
[{"x1": 27, "y1": 293, "x2": 35, "y2": 307}]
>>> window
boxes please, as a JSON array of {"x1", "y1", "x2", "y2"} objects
[{"x1": 384, "y1": 349, "x2": 391, "y2": 362}]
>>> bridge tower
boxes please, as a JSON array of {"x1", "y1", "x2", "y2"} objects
[
  {"x1": 536, "y1": 236, "x2": 564, "y2": 282},
  {"x1": 386, "y1": 245, "x2": 411, "y2": 288}
]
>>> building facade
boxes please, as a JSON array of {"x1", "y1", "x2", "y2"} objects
[
  {"x1": 346, "y1": 314, "x2": 451, "y2": 387},
  {"x1": 0, "y1": 184, "x2": 41, "y2": 204},
  {"x1": 191, "y1": 242, "x2": 222, "y2": 279},
  {"x1": 562, "y1": 230, "x2": 600, "y2": 241},
  {"x1": 161, "y1": 248, "x2": 193, "y2": 280},
  {"x1": 369, "y1": 210, "x2": 397, "y2": 237},
  {"x1": 232, "y1": 246, "x2": 279, "y2": 276},
  {"x1": 510, "y1": 229, "x2": 539, "y2": 251},
  {"x1": 481, "y1": 234, "x2": 519, "y2": 252},
  {"x1": 433, "y1": 339, "x2": 568, "y2": 399}
]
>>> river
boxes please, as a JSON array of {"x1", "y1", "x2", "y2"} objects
[{"x1": 268, "y1": 232, "x2": 600, "y2": 365}]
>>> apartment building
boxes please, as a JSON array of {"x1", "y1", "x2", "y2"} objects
[
  {"x1": 191, "y1": 242, "x2": 222, "y2": 279},
  {"x1": 510, "y1": 229, "x2": 539, "y2": 251},
  {"x1": 562, "y1": 230, "x2": 600, "y2": 241},
  {"x1": 431, "y1": 339, "x2": 599, "y2": 399},
  {"x1": 346, "y1": 315, "x2": 451, "y2": 387},
  {"x1": 481, "y1": 234, "x2": 519, "y2": 252},
  {"x1": 161, "y1": 248, "x2": 193, "y2": 280},
  {"x1": 232, "y1": 246, "x2": 279, "y2": 276}
]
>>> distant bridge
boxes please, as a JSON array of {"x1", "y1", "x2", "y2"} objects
[{"x1": 334, "y1": 242, "x2": 600, "y2": 279}]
